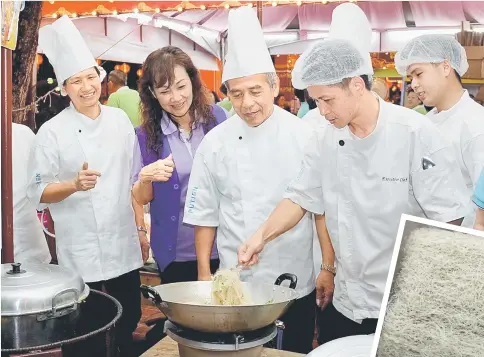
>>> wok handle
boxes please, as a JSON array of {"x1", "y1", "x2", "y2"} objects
[
  {"x1": 140, "y1": 284, "x2": 163, "y2": 304},
  {"x1": 274, "y1": 273, "x2": 297, "y2": 289}
]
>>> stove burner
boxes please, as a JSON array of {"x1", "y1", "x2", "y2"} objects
[{"x1": 164, "y1": 321, "x2": 278, "y2": 352}]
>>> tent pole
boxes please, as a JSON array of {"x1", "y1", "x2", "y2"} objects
[
  {"x1": 1, "y1": 47, "x2": 14, "y2": 264},
  {"x1": 257, "y1": 1, "x2": 263, "y2": 25}
]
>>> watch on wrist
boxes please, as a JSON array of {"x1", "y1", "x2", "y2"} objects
[
  {"x1": 321, "y1": 263, "x2": 336, "y2": 275},
  {"x1": 137, "y1": 226, "x2": 148, "y2": 233}
]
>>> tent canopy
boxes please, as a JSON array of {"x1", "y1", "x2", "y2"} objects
[{"x1": 39, "y1": 1, "x2": 484, "y2": 66}]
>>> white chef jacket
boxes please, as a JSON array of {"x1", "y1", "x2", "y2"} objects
[
  {"x1": 13, "y1": 123, "x2": 51, "y2": 264},
  {"x1": 184, "y1": 106, "x2": 316, "y2": 298},
  {"x1": 285, "y1": 97, "x2": 471, "y2": 322},
  {"x1": 425, "y1": 90, "x2": 484, "y2": 228},
  {"x1": 27, "y1": 103, "x2": 143, "y2": 283}
]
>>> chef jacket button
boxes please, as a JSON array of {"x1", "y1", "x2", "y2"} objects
[
  {"x1": 339, "y1": 140, "x2": 345, "y2": 146},
  {"x1": 174, "y1": 184, "x2": 179, "y2": 190},
  {"x1": 171, "y1": 216, "x2": 176, "y2": 221}
]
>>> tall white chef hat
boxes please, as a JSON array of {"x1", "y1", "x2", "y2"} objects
[
  {"x1": 38, "y1": 15, "x2": 106, "y2": 88},
  {"x1": 394, "y1": 34, "x2": 469, "y2": 76},
  {"x1": 292, "y1": 3, "x2": 373, "y2": 89},
  {"x1": 221, "y1": 6, "x2": 275, "y2": 84}
]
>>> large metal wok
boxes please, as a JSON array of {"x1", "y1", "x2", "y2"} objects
[{"x1": 140, "y1": 273, "x2": 298, "y2": 333}]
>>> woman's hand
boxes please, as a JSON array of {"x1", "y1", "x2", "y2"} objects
[{"x1": 139, "y1": 154, "x2": 175, "y2": 183}]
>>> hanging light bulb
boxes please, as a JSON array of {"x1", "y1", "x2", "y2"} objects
[
  {"x1": 177, "y1": 6, "x2": 183, "y2": 12},
  {"x1": 200, "y1": 5, "x2": 206, "y2": 10},
  {"x1": 92, "y1": 10, "x2": 97, "y2": 16},
  {"x1": 224, "y1": 3, "x2": 230, "y2": 9},
  {"x1": 52, "y1": 13, "x2": 58, "y2": 18},
  {"x1": 272, "y1": 1, "x2": 277, "y2": 6},
  {"x1": 71, "y1": 12, "x2": 77, "y2": 18}
]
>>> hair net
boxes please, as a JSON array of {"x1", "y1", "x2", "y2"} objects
[
  {"x1": 395, "y1": 34, "x2": 469, "y2": 76},
  {"x1": 291, "y1": 3, "x2": 373, "y2": 90},
  {"x1": 292, "y1": 38, "x2": 369, "y2": 89}
]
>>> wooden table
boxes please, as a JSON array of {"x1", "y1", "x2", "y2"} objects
[{"x1": 141, "y1": 336, "x2": 304, "y2": 357}]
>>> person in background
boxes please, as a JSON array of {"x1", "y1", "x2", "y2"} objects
[
  {"x1": 275, "y1": 94, "x2": 291, "y2": 112},
  {"x1": 474, "y1": 169, "x2": 484, "y2": 231},
  {"x1": 372, "y1": 78, "x2": 390, "y2": 102},
  {"x1": 13, "y1": 122, "x2": 51, "y2": 264},
  {"x1": 405, "y1": 87, "x2": 427, "y2": 115},
  {"x1": 132, "y1": 46, "x2": 227, "y2": 284},
  {"x1": 238, "y1": 3, "x2": 471, "y2": 346},
  {"x1": 28, "y1": 16, "x2": 144, "y2": 357},
  {"x1": 184, "y1": 7, "x2": 316, "y2": 354},
  {"x1": 209, "y1": 90, "x2": 220, "y2": 104},
  {"x1": 107, "y1": 69, "x2": 142, "y2": 127},
  {"x1": 395, "y1": 34, "x2": 484, "y2": 228},
  {"x1": 217, "y1": 84, "x2": 236, "y2": 117}
]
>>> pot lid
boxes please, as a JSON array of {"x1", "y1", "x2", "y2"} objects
[{"x1": 1, "y1": 263, "x2": 90, "y2": 316}]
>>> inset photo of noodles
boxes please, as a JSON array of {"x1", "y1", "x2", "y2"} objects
[{"x1": 373, "y1": 214, "x2": 484, "y2": 357}]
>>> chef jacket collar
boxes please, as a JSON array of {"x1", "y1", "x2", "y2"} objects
[
  {"x1": 240, "y1": 104, "x2": 279, "y2": 136},
  {"x1": 427, "y1": 89, "x2": 470, "y2": 118},
  {"x1": 69, "y1": 101, "x2": 103, "y2": 122}
]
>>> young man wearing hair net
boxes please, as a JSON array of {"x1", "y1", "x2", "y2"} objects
[
  {"x1": 395, "y1": 35, "x2": 484, "y2": 228},
  {"x1": 183, "y1": 7, "x2": 316, "y2": 354},
  {"x1": 236, "y1": 3, "x2": 472, "y2": 345},
  {"x1": 27, "y1": 16, "x2": 145, "y2": 357}
]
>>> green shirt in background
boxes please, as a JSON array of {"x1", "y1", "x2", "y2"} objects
[
  {"x1": 107, "y1": 87, "x2": 142, "y2": 127},
  {"x1": 413, "y1": 105, "x2": 428, "y2": 115}
]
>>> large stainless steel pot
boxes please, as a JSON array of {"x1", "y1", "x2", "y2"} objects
[
  {"x1": 1, "y1": 262, "x2": 90, "y2": 350},
  {"x1": 140, "y1": 273, "x2": 298, "y2": 333}
]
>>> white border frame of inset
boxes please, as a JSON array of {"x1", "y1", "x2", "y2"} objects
[{"x1": 369, "y1": 213, "x2": 484, "y2": 357}]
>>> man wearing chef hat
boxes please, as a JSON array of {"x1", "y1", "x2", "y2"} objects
[
  {"x1": 395, "y1": 34, "x2": 484, "y2": 229},
  {"x1": 27, "y1": 16, "x2": 144, "y2": 356},
  {"x1": 237, "y1": 3, "x2": 471, "y2": 345},
  {"x1": 183, "y1": 6, "x2": 316, "y2": 354}
]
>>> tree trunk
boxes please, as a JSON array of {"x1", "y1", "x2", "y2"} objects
[{"x1": 12, "y1": 1, "x2": 43, "y2": 125}]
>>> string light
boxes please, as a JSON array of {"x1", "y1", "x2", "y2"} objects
[
  {"x1": 155, "y1": 8, "x2": 160, "y2": 13},
  {"x1": 51, "y1": 13, "x2": 58, "y2": 18},
  {"x1": 49, "y1": 0, "x2": 55, "y2": 4},
  {"x1": 200, "y1": 5, "x2": 206, "y2": 10},
  {"x1": 247, "y1": 3, "x2": 253, "y2": 7},
  {"x1": 177, "y1": 6, "x2": 183, "y2": 12},
  {"x1": 322, "y1": 0, "x2": 328, "y2": 4},
  {"x1": 71, "y1": 12, "x2": 77, "y2": 18},
  {"x1": 113, "y1": 10, "x2": 118, "y2": 15},
  {"x1": 91, "y1": 10, "x2": 97, "y2": 16},
  {"x1": 133, "y1": 8, "x2": 139, "y2": 13},
  {"x1": 297, "y1": 1, "x2": 302, "y2": 5},
  {"x1": 272, "y1": 1, "x2": 278, "y2": 6},
  {"x1": 224, "y1": 3, "x2": 230, "y2": 9}
]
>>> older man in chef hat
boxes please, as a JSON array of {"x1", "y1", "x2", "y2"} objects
[
  {"x1": 395, "y1": 35, "x2": 484, "y2": 229},
  {"x1": 183, "y1": 6, "x2": 316, "y2": 354},
  {"x1": 27, "y1": 16, "x2": 146, "y2": 356},
  {"x1": 237, "y1": 2, "x2": 472, "y2": 346}
]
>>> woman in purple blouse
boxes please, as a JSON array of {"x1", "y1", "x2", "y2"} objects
[{"x1": 132, "y1": 47, "x2": 227, "y2": 283}]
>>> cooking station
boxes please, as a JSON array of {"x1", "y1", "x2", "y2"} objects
[{"x1": 140, "y1": 273, "x2": 301, "y2": 357}]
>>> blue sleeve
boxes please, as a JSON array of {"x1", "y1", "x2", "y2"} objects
[{"x1": 473, "y1": 169, "x2": 484, "y2": 209}]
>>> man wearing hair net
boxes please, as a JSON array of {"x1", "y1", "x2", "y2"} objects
[
  {"x1": 395, "y1": 35, "x2": 484, "y2": 228},
  {"x1": 27, "y1": 16, "x2": 145, "y2": 356},
  {"x1": 183, "y1": 6, "x2": 316, "y2": 353},
  {"x1": 237, "y1": 3, "x2": 471, "y2": 345}
]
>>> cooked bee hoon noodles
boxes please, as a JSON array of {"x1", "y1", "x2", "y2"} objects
[{"x1": 211, "y1": 269, "x2": 252, "y2": 305}]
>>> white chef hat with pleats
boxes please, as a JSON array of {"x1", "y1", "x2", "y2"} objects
[
  {"x1": 292, "y1": 3, "x2": 373, "y2": 89},
  {"x1": 222, "y1": 6, "x2": 275, "y2": 83},
  {"x1": 38, "y1": 15, "x2": 106, "y2": 87}
]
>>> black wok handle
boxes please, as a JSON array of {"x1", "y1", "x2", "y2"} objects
[
  {"x1": 274, "y1": 273, "x2": 297, "y2": 289},
  {"x1": 140, "y1": 284, "x2": 163, "y2": 304}
]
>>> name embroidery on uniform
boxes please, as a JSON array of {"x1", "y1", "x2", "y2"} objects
[
  {"x1": 35, "y1": 173, "x2": 42, "y2": 186},
  {"x1": 187, "y1": 186, "x2": 199, "y2": 214},
  {"x1": 382, "y1": 177, "x2": 408, "y2": 183}
]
